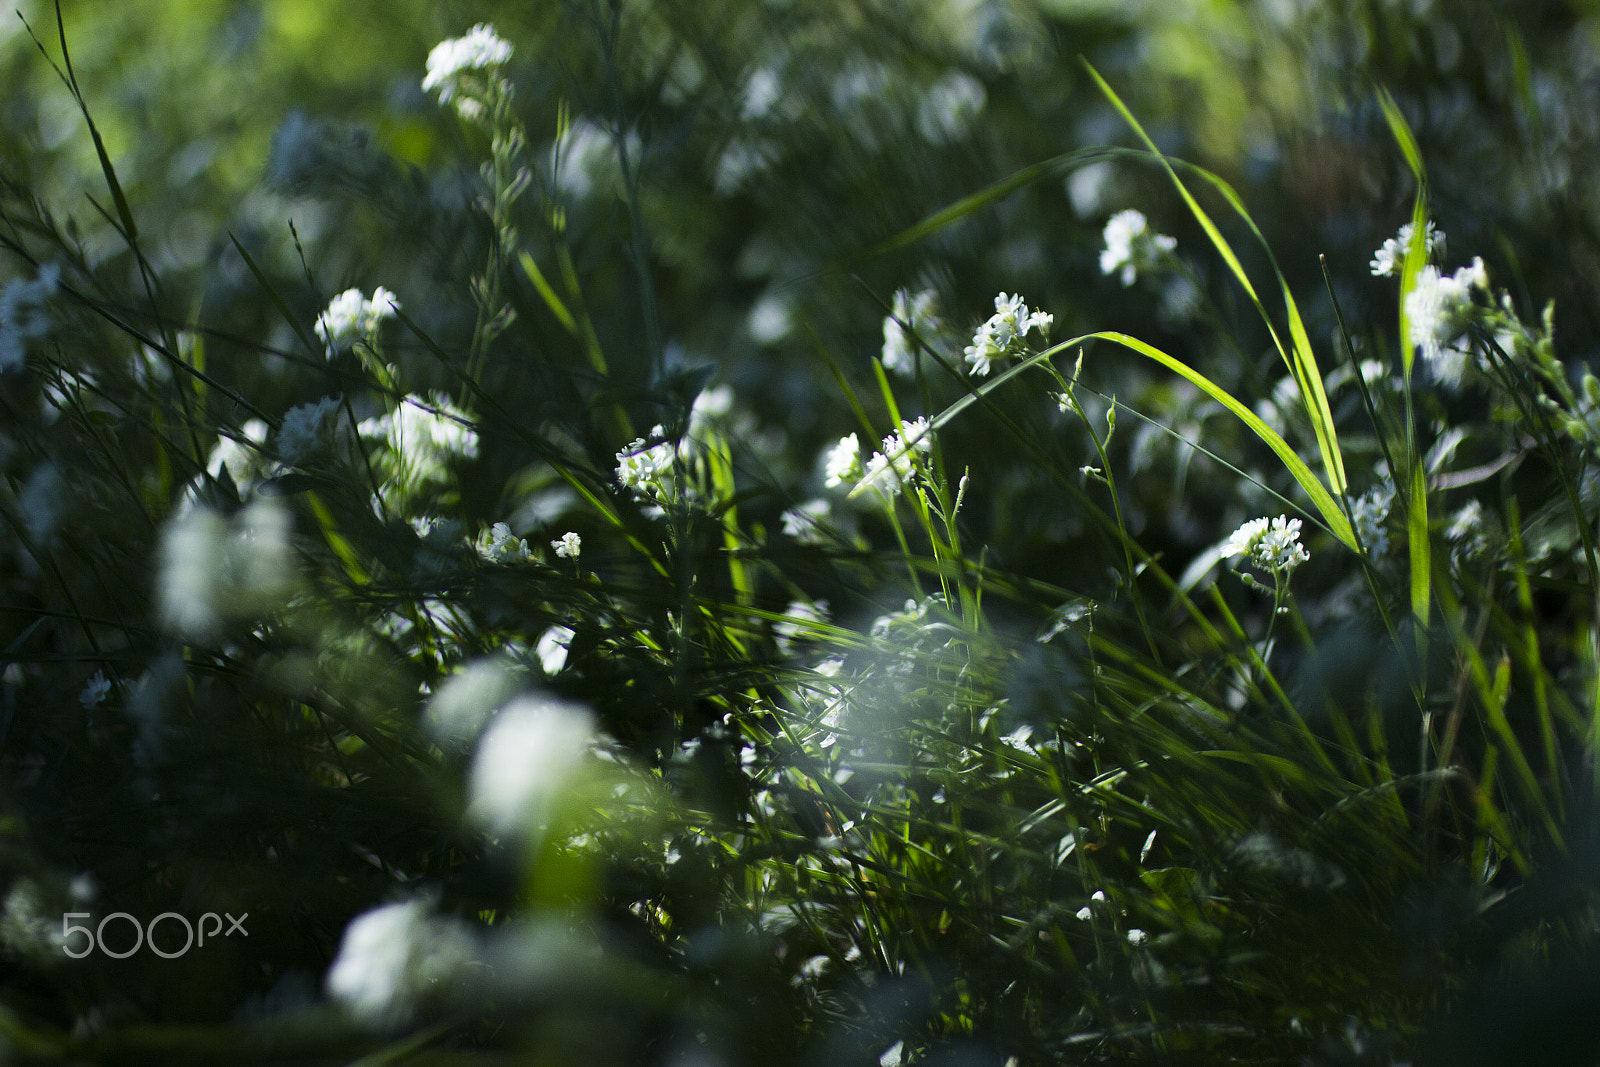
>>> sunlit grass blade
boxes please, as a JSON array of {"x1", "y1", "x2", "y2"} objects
[
  {"x1": 1084, "y1": 61, "x2": 1347, "y2": 496},
  {"x1": 931, "y1": 334, "x2": 1357, "y2": 549}
]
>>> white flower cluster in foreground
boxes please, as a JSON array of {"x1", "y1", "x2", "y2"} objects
[
  {"x1": 422, "y1": 24, "x2": 513, "y2": 118},
  {"x1": 1222, "y1": 515, "x2": 1309, "y2": 577},
  {"x1": 1405, "y1": 258, "x2": 1490, "y2": 384},
  {"x1": 881, "y1": 288, "x2": 939, "y2": 377},
  {"x1": 963, "y1": 292, "x2": 1052, "y2": 376},
  {"x1": 823, "y1": 433, "x2": 862, "y2": 489},
  {"x1": 325, "y1": 898, "x2": 478, "y2": 1028},
  {"x1": 468, "y1": 695, "x2": 597, "y2": 842},
  {"x1": 315, "y1": 287, "x2": 399, "y2": 354},
  {"x1": 1369, "y1": 220, "x2": 1444, "y2": 277},
  {"x1": 1349, "y1": 482, "x2": 1394, "y2": 557},
  {"x1": 157, "y1": 499, "x2": 295, "y2": 639},
  {"x1": 1099, "y1": 209, "x2": 1176, "y2": 287}
]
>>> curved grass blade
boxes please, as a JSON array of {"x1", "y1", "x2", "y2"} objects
[{"x1": 1083, "y1": 62, "x2": 1347, "y2": 497}]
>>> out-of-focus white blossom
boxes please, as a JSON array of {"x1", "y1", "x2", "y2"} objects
[
  {"x1": 1099, "y1": 209, "x2": 1176, "y2": 287},
  {"x1": 79, "y1": 670, "x2": 110, "y2": 709},
  {"x1": 963, "y1": 292, "x2": 1052, "y2": 376},
  {"x1": 775, "y1": 599, "x2": 829, "y2": 655},
  {"x1": 881, "y1": 288, "x2": 940, "y2": 377},
  {"x1": 1223, "y1": 515, "x2": 1309, "y2": 576},
  {"x1": 206, "y1": 419, "x2": 270, "y2": 486},
  {"x1": 0, "y1": 262, "x2": 59, "y2": 372},
  {"x1": 916, "y1": 70, "x2": 987, "y2": 143},
  {"x1": 551, "y1": 531, "x2": 582, "y2": 559},
  {"x1": 1369, "y1": 220, "x2": 1444, "y2": 277},
  {"x1": 425, "y1": 657, "x2": 521, "y2": 748},
  {"x1": 276, "y1": 395, "x2": 342, "y2": 464},
  {"x1": 157, "y1": 499, "x2": 295, "y2": 639},
  {"x1": 315, "y1": 288, "x2": 399, "y2": 354},
  {"x1": 421, "y1": 24, "x2": 513, "y2": 108},
  {"x1": 616, "y1": 426, "x2": 675, "y2": 500},
  {"x1": 781, "y1": 499, "x2": 830, "y2": 544},
  {"x1": 535, "y1": 626, "x2": 574, "y2": 675},
  {"x1": 467, "y1": 695, "x2": 596, "y2": 842},
  {"x1": 359, "y1": 394, "x2": 479, "y2": 496},
  {"x1": 325, "y1": 899, "x2": 479, "y2": 1027}
]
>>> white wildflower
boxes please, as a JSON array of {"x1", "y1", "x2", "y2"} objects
[
  {"x1": 1099, "y1": 209, "x2": 1177, "y2": 287},
  {"x1": 1350, "y1": 482, "x2": 1394, "y2": 557},
  {"x1": 359, "y1": 394, "x2": 479, "y2": 495},
  {"x1": 775, "y1": 599, "x2": 829, "y2": 655},
  {"x1": 425, "y1": 657, "x2": 521, "y2": 748},
  {"x1": 467, "y1": 695, "x2": 596, "y2": 841},
  {"x1": 822, "y1": 433, "x2": 862, "y2": 489},
  {"x1": 1223, "y1": 515, "x2": 1309, "y2": 576},
  {"x1": 780, "y1": 499, "x2": 830, "y2": 544},
  {"x1": 1369, "y1": 220, "x2": 1444, "y2": 277},
  {"x1": 1127, "y1": 928, "x2": 1149, "y2": 946},
  {"x1": 881, "y1": 288, "x2": 939, "y2": 377},
  {"x1": 0, "y1": 262, "x2": 59, "y2": 372},
  {"x1": 421, "y1": 24, "x2": 513, "y2": 107},
  {"x1": 276, "y1": 395, "x2": 342, "y2": 464},
  {"x1": 1405, "y1": 259, "x2": 1489, "y2": 383},
  {"x1": 615, "y1": 426, "x2": 675, "y2": 500},
  {"x1": 552, "y1": 531, "x2": 582, "y2": 559},
  {"x1": 325, "y1": 899, "x2": 478, "y2": 1027},
  {"x1": 206, "y1": 418, "x2": 270, "y2": 485},
  {"x1": 157, "y1": 499, "x2": 295, "y2": 639},
  {"x1": 315, "y1": 288, "x2": 400, "y2": 354},
  {"x1": 80, "y1": 670, "x2": 110, "y2": 709},
  {"x1": 860, "y1": 418, "x2": 932, "y2": 498},
  {"x1": 481, "y1": 522, "x2": 531, "y2": 563},
  {"x1": 963, "y1": 292, "x2": 1053, "y2": 376},
  {"x1": 535, "y1": 626, "x2": 575, "y2": 675}
]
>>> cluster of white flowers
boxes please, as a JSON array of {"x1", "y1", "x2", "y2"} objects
[
  {"x1": 616, "y1": 426, "x2": 676, "y2": 500},
  {"x1": 421, "y1": 24, "x2": 513, "y2": 120},
  {"x1": 963, "y1": 292, "x2": 1052, "y2": 376},
  {"x1": 859, "y1": 418, "x2": 933, "y2": 499},
  {"x1": 205, "y1": 418, "x2": 270, "y2": 486},
  {"x1": 467, "y1": 694, "x2": 596, "y2": 843},
  {"x1": 315, "y1": 287, "x2": 399, "y2": 354},
  {"x1": 1222, "y1": 515, "x2": 1310, "y2": 576},
  {"x1": 0, "y1": 262, "x2": 59, "y2": 372},
  {"x1": 1405, "y1": 258, "x2": 1489, "y2": 384},
  {"x1": 359, "y1": 394, "x2": 479, "y2": 494},
  {"x1": 881, "y1": 288, "x2": 939, "y2": 377},
  {"x1": 535, "y1": 625, "x2": 575, "y2": 675},
  {"x1": 276, "y1": 395, "x2": 342, "y2": 464},
  {"x1": 1099, "y1": 209, "x2": 1176, "y2": 287},
  {"x1": 552, "y1": 531, "x2": 582, "y2": 559},
  {"x1": 1369, "y1": 220, "x2": 1444, "y2": 277},
  {"x1": 325, "y1": 898, "x2": 479, "y2": 1027},
  {"x1": 481, "y1": 521, "x2": 531, "y2": 563},
  {"x1": 1349, "y1": 482, "x2": 1394, "y2": 557}
]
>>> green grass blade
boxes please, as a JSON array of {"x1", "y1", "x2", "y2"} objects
[
  {"x1": 931, "y1": 334, "x2": 1356, "y2": 549},
  {"x1": 1407, "y1": 461, "x2": 1430, "y2": 627},
  {"x1": 1085, "y1": 62, "x2": 1347, "y2": 496}
]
